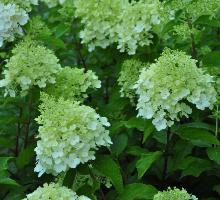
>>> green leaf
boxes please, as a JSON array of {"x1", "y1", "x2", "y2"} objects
[
  {"x1": 0, "y1": 137, "x2": 13, "y2": 148},
  {"x1": 142, "y1": 124, "x2": 154, "y2": 143},
  {"x1": 177, "y1": 156, "x2": 212, "y2": 177},
  {"x1": 117, "y1": 183, "x2": 158, "y2": 200},
  {"x1": 203, "y1": 51, "x2": 220, "y2": 67},
  {"x1": 126, "y1": 146, "x2": 147, "y2": 156},
  {"x1": 125, "y1": 117, "x2": 150, "y2": 132},
  {"x1": 0, "y1": 171, "x2": 19, "y2": 186},
  {"x1": 16, "y1": 145, "x2": 35, "y2": 169},
  {"x1": 196, "y1": 15, "x2": 220, "y2": 27},
  {"x1": 93, "y1": 155, "x2": 123, "y2": 194},
  {"x1": 0, "y1": 177, "x2": 19, "y2": 186},
  {"x1": 0, "y1": 157, "x2": 12, "y2": 171},
  {"x1": 136, "y1": 151, "x2": 162, "y2": 179},
  {"x1": 176, "y1": 127, "x2": 220, "y2": 147},
  {"x1": 207, "y1": 147, "x2": 220, "y2": 164},
  {"x1": 111, "y1": 134, "x2": 128, "y2": 156},
  {"x1": 53, "y1": 24, "x2": 70, "y2": 38},
  {"x1": 213, "y1": 185, "x2": 220, "y2": 195}
]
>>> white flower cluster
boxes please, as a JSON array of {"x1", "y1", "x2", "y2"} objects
[
  {"x1": 153, "y1": 187, "x2": 198, "y2": 200},
  {"x1": 165, "y1": 0, "x2": 220, "y2": 22},
  {"x1": 23, "y1": 182, "x2": 91, "y2": 200},
  {"x1": 0, "y1": 3, "x2": 29, "y2": 47},
  {"x1": 135, "y1": 49, "x2": 217, "y2": 131},
  {"x1": 45, "y1": 66, "x2": 101, "y2": 102},
  {"x1": 118, "y1": 59, "x2": 147, "y2": 104},
  {"x1": 0, "y1": 40, "x2": 61, "y2": 97},
  {"x1": 74, "y1": 0, "x2": 164, "y2": 55},
  {"x1": 34, "y1": 93, "x2": 112, "y2": 176}
]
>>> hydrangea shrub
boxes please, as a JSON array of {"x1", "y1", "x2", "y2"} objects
[{"x1": 0, "y1": 0, "x2": 219, "y2": 199}]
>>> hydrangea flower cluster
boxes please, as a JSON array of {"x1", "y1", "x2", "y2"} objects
[
  {"x1": 0, "y1": 2, "x2": 29, "y2": 47},
  {"x1": 1, "y1": 0, "x2": 38, "y2": 11},
  {"x1": 34, "y1": 93, "x2": 112, "y2": 176},
  {"x1": 118, "y1": 59, "x2": 147, "y2": 104},
  {"x1": 135, "y1": 49, "x2": 217, "y2": 131},
  {"x1": 173, "y1": 23, "x2": 199, "y2": 41},
  {"x1": 23, "y1": 182, "x2": 91, "y2": 200},
  {"x1": 74, "y1": 0, "x2": 164, "y2": 55},
  {"x1": 45, "y1": 66, "x2": 101, "y2": 102},
  {"x1": 166, "y1": 0, "x2": 220, "y2": 21},
  {"x1": 153, "y1": 187, "x2": 198, "y2": 200},
  {"x1": 0, "y1": 40, "x2": 61, "y2": 97},
  {"x1": 26, "y1": 16, "x2": 52, "y2": 41}
]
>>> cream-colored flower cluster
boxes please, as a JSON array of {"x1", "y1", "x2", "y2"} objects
[
  {"x1": 153, "y1": 187, "x2": 198, "y2": 200},
  {"x1": 118, "y1": 59, "x2": 147, "y2": 104},
  {"x1": 0, "y1": 40, "x2": 61, "y2": 96},
  {"x1": 167, "y1": 0, "x2": 220, "y2": 21},
  {"x1": 74, "y1": 0, "x2": 164, "y2": 55},
  {"x1": 45, "y1": 66, "x2": 101, "y2": 102},
  {"x1": 23, "y1": 182, "x2": 91, "y2": 200},
  {"x1": 135, "y1": 49, "x2": 217, "y2": 131},
  {"x1": 0, "y1": 3, "x2": 28, "y2": 47},
  {"x1": 1, "y1": 0, "x2": 38, "y2": 11},
  {"x1": 34, "y1": 93, "x2": 112, "y2": 176}
]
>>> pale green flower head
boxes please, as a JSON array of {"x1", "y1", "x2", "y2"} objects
[
  {"x1": 0, "y1": 40, "x2": 61, "y2": 97},
  {"x1": 34, "y1": 93, "x2": 112, "y2": 176},
  {"x1": 0, "y1": 2, "x2": 29, "y2": 47},
  {"x1": 74, "y1": 0, "x2": 164, "y2": 55},
  {"x1": 135, "y1": 48, "x2": 217, "y2": 131},
  {"x1": 58, "y1": 0, "x2": 75, "y2": 22},
  {"x1": 153, "y1": 187, "x2": 198, "y2": 200},
  {"x1": 118, "y1": 59, "x2": 147, "y2": 104},
  {"x1": 1, "y1": 0, "x2": 38, "y2": 11},
  {"x1": 26, "y1": 16, "x2": 52, "y2": 40},
  {"x1": 45, "y1": 66, "x2": 101, "y2": 102},
  {"x1": 23, "y1": 182, "x2": 91, "y2": 200},
  {"x1": 204, "y1": 66, "x2": 220, "y2": 94},
  {"x1": 165, "y1": 0, "x2": 220, "y2": 22},
  {"x1": 173, "y1": 23, "x2": 199, "y2": 41}
]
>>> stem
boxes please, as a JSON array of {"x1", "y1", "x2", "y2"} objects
[
  {"x1": 15, "y1": 106, "x2": 23, "y2": 156},
  {"x1": 104, "y1": 77, "x2": 109, "y2": 104},
  {"x1": 71, "y1": 23, "x2": 87, "y2": 71},
  {"x1": 162, "y1": 127, "x2": 171, "y2": 185},
  {"x1": 24, "y1": 92, "x2": 33, "y2": 148},
  {"x1": 215, "y1": 105, "x2": 219, "y2": 144},
  {"x1": 89, "y1": 169, "x2": 106, "y2": 200},
  {"x1": 187, "y1": 18, "x2": 198, "y2": 64}
]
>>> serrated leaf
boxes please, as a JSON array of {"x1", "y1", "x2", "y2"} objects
[
  {"x1": 207, "y1": 147, "x2": 220, "y2": 164},
  {"x1": 213, "y1": 185, "x2": 220, "y2": 195},
  {"x1": 0, "y1": 157, "x2": 12, "y2": 171},
  {"x1": 93, "y1": 155, "x2": 123, "y2": 194},
  {"x1": 126, "y1": 146, "x2": 147, "y2": 156},
  {"x1": 176, "y1": 127, "x2": 220, "y2": 147},
  {"x1": 136, "y1": 151, "x2": 162, "y2": 178},
  {"x1": 111, "y1": 134, "x2": 128, "y2": 156},
  {"x1": 203, "y1": 51, "x2": 220, "y2": 67},
  {"x1": 125, "y1": 117, "x2": 147, "y2": 131},
  {"x1": 16, "y1": 145, "x2": 35, "y2": 169},
  {"x1": 53, "y1": 24, "x2": 70, "y2": 38},
  {"x1": 117, "y1": 183, "x2": 158, "y2": 200},
  {"x1": 0, "y1": 177, "x2": 19, "y2": 186},
  {"x1": 177, "y1": 156, "x2": 212, "y2": 177},
  {"x1": 196, "y1": 15, "x2": 220, "y2": 27},
  {"x1": 142, "y1": 124, "x2": 154, "y2": 143}
]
